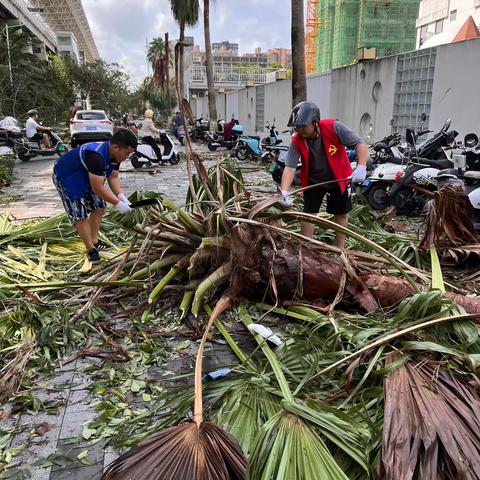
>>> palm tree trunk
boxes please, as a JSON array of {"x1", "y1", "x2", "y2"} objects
[
  {"x1": 179, "y1": 21, "x2": 185, "y2": 99},
  {"x1": 203, "y1": 0, "x2": 217, "y2": 124},
  {"x1": 291, "y1": 0, "x2": 307, "y2": 106}
]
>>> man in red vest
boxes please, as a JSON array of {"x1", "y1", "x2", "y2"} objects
[{"x1": 280, "y1": 101, "x2": 368, "y2": 249}]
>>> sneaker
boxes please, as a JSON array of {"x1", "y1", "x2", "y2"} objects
[
  {"x1": 87, "y1": 248, "x2": 101, "y2": 263},
  {"x1": 94, "y1": 240, "x2": 109, "y2": 250}
]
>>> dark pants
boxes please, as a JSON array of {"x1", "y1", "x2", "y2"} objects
[{"x1": 142, "y1": 136, "x2": 163, "y2": 163}]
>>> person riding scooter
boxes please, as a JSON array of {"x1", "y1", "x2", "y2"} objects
[
  {"x1": 139, "y1": 109, "x2": 165, "y2": 165},
  {"x1": 26, "y1": 109, "x2": 52, "y2": 148}
]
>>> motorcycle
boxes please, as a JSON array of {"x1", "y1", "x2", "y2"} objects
[
  {"x1": 176, "y1": 124, "x2": 186, "y2": 145},
  {"x1": 356, "y1": 134, "x2": 408, "y2": 210},
  {"x1": 435, "y1": 133, "x2": 480, "y2": 229},
  {"x1": 261, "y1": 120, "x2": 287, "y2": 147},
  {"x1": 207, "y1": 124, "x2": 244, "y2": 151},
  {"x1": 388, "y1": 120, "x2": 458, "y2": 214},
  {"x1": 190, "y1": 117, "x2": 211, "y2": 142},
  {"x1": 129, "y1": 131, "x2": 179, "y2": 169},
  {"x1": 235, "y1": 120, "x2": 291, "y2": 161},
  {"x1": 0, "y1": 116, "x2": 23, "y2": 147},
  {"x1": 13, "y1": 130, "x2": 68, "y2": 162},
  {"x1": 269, "y1": 147, "x2": 301, "y2": 186}
]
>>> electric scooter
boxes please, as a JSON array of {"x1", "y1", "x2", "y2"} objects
[
  {"x1": 130, "y1": 131, "x2": 179, "y2": 169},
  {"x1": 14, "y1": 130, "x2": 68, "y2": 162}
]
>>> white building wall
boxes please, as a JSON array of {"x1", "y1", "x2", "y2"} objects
[{"x1": 417, "y1": 0, "x2": 480, "y2": 48}]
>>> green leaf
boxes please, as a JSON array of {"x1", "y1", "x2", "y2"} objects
[
  {"x1": 430, "y1": 246, "x2": 445, "y2": 293},
  {"x1": 142, "y1": 393, "x2": 152, "y2": 402},
  {"x1": 82, "y1": 427, "x2": 96, "y2": 440},
  {"x1": 77, "y1": 449, "x2": 89, "y2": 460},
  {"x1": 175, "y1": 340, "x2": 191, "y2": 351}
]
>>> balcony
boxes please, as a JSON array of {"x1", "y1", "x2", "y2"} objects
[
  {"x1": 189, "y1": 65, "x2": 269, "y2": 89},
  {"x1": 2, "y1": 0, "x2": 57, "y2": 50}
]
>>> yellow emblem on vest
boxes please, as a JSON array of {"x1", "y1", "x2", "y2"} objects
[{"x1": 328, "y1": 145, "x2": 338, "y2": 155}]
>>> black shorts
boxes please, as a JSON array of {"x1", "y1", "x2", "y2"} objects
[
  {"x1": 52, "y1": 174, "x2": 106, "y2": 224},
  {"x1": 28, "y1": 133, "x2": 43, "y2": 142},
  {"x1": 303, "y1": 182, "x2": 352, "y2": 215}
]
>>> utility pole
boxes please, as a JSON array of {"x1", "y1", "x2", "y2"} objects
[
  {"x1": 4, "y1": 25, "x2": 14, "y2": 89},
  {"x1": 165, "y1": 32, "x2": 170, "y2": 106}
]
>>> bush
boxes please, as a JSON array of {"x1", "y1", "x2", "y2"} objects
[{"x1": 0, "y1": 149, "x2": 16, "y2": 188}]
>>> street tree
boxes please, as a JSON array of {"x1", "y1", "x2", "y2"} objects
[
  {"x1": 203, "y1": 0, "x2": 217, "y2": 124},
  {"x1": 170, "y1": 0, "x2": 199, "y2": 99},
  {"x1": 291, "y1": 0, "x2": 307, "y2": 106}
]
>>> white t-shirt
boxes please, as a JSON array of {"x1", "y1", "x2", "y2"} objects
[{"x1": 26, "y1": 117, "x2": 39, "y2": 138}]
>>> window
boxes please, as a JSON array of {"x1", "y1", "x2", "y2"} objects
[
  {"x1": 450, "y1": 9, "x2": 457, "y2": 21},
  {"x1": 76, "y1": 112, "x2": 107, "y2": 120},
  {"x1": 435, "y1": 19, "x2": 443, "y2": 33},
  {"x1": 57, "y1": 36, "x2": 71, "y2": 45}
]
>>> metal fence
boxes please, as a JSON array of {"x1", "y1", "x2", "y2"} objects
[{"x1": 190, "y1": 65, "x2": 268, "y2": 85}]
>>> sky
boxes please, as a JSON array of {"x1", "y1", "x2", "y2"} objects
[{"x1": 82, "y1": 0, "x2": 292, "y2": 88}]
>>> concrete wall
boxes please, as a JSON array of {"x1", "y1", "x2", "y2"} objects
[
  {"x1": 307, "y1": 72, "x2": 332, "y2": 118},
  {"x1": 330, "y1": 56, "x2": 398, "y2": 142},
  {"x1": 192, "y1": 38, "x2": 480, "y2": 143},
  {"x1": 237, "y1": 86, "x2": 257, "y2": 134},
  {"x1": 429, "y1": 38, "x2": 480, "y2": 139},
  {"x1": 263, "y1": 79, "x2": 292, "y2": 130}
]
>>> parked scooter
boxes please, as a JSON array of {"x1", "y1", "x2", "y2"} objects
[
  {"x1": 129, "y1": 131, "x2": 179, "y2": 169},
  {"x1": 435, "y1": 133, "x2": 480, "y2": 229},
  {"x1": 262, "y1": 120, "x2": 287, "y2": 147},
  {"x1": 14, "y1": 130, "x2": 68, "y2": 162},
  {"x1": 207, "y1": 124, "x2": 244, "y2": 151},
  {"x1": 388, "y1": 122, "x2": 457, "y2": 214},
  {"x1": 189, "y1": 117, "x2": 211, "y2": 142},
  {"x1": 351, "y1": 134, "x2": 407, "y2": 210},
  {"x1": 0, "y1": 116, "x2": 23, "y2": 147},
  {"x1": 269, "y1": 148, "x2": 301, "y2": 186}
]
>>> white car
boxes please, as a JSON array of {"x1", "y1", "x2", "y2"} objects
[{"x1": 70, "y1": 110, "x2": 113, "y2": 147}]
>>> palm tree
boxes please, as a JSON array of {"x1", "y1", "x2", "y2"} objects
[
  {"x1": 170, "y1": 0, "x2": 199, "y2": 99},
  {"x1": 146, "y1": 37, "x2": 166, "y2": 89},
  {"x1": 203, "y1": 0, "x2": 217, "y2": 124},
  {"x1": 291, "y1": 0, "x2": 307, "y2": 106}
]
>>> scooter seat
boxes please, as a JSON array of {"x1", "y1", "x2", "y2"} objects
[
  {"x1": 247, "y1": 135, "x2": 261, "y2": 141},
  {"x1": 464, "y1": 170, "x2": 480, "y2": 180}
]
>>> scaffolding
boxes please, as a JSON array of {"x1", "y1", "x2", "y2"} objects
[
  {"x1": 305, "y1": 0, "x2": 320, "y2": 74},
  {"x1": 315, "y1": 0, "x2": 421, "y2": 72}
]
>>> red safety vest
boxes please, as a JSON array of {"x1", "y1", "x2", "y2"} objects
[{"x1": 292, "y1": 119, "x2": 352, "y2": 193}]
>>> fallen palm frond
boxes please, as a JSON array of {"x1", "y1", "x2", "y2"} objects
[
  {"x1": 419, "y1": 183, "x2": 479, "y2": 263},
  {"x1": 242, "y1": 308, "x2": 362, "y2": 480},
  {"x1": 3, "y1": 147, "x2": 480, "y2": 478},
  {"x1": 102, "y1": 297, "x2": 247, "y2": 480},
  {"x1": 379, "y1": 356, "x2": 480, "y2": 479}
]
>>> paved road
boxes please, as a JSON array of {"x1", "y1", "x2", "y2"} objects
[{"x1": 0, "y1": 144, "x2": 275, "y2": 219}]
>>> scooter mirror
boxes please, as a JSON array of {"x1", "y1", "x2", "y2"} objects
[
  {"x1": 420, "y1": 112, "x2": 427, "y2": 122},
  {"x1": 442, "y1": 118, "x2": 452, "y2": 132},
  {"x1": 406, "y1": 128, "x2": 416, "y2": 146},
  {"x1": 465, "y1": 133, "x2": 479, "y2": 148}
]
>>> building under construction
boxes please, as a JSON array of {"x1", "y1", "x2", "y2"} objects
[{"x1": 308, "y1": 0, "x2": 421, "y2": 73}]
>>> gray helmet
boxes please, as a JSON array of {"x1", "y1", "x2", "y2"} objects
[
  {"x1": 287, "y1": 101, "x2": 320, "y2": 127},
  {"x1": 28, "y1": 109, "x2": 39, "y2": 116}
]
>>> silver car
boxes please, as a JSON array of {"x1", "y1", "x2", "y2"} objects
[{"x1": 70, "y1": 110, "x2": 113, "y2": 147}]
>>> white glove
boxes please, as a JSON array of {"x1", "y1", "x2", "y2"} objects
[
  {"x1": 351, "y1": 165, "x2": 367, "y2": 184},
  {"x1": 114, "y1": 201, "x2": 132, "y2": 213},
  {"x1": 118, "y1": 193, "x2": 131, "y2": 206},
  {"x1": 279, "y1": 189, "x2": 294, "y2": 206}
]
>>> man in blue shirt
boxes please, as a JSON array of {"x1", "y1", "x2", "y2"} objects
[{"x1": 52, "y1": 129, "x2": 137, "y2": 262}]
